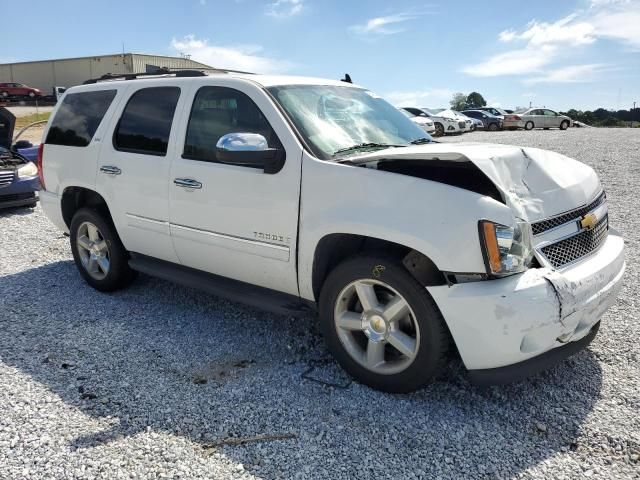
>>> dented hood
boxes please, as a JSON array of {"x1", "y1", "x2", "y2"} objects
[{"x1": 350, "y1": 143, "x2": 601, "y2": 222}]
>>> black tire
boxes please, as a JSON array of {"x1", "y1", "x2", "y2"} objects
[
  {"x1": 525, "y1": 121, "x2": 534, "y2": 130},
  {"x1": 434, "y1": 122, "x2": 444, "y2": 137},
  {"x1": 560, "y1": 120, "x2": 569, "y2": 130},
  {"x1": 69, "y1": 207, "x2": 136, "y2": 292},
  {"x1": 1, "y1": 91, "x2": 8, "y2": 98},
  {"x1": 488, "y1": 122, "x2": 498, "y2": 131},
  {"x1": 28, "y1": 91, "x2": 35, "y2": 98},
  {"x1": 319, "y1": 254, "x2": 450, "y2": 393}
]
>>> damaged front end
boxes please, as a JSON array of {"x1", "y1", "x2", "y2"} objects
[{"x1": 347, "y1": 144, "x2": 625, "y2": 383}]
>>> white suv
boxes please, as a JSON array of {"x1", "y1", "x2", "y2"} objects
[{"x1": 39, "y1": 71, "x2": 625, "y2": 392}]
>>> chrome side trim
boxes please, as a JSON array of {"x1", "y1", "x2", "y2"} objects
[
  {"x1": 126, "y1": 213, "x2": 167, "y2": 226},
  {"x1": 170, "y1": 223, "x2": 290, "y2": 262}
]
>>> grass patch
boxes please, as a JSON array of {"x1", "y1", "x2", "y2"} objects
[{"x1": 15, "y1": 112, "x2": 51, "y2": 130}]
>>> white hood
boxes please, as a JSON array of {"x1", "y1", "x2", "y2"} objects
[{"x1": 348, "y1": 143, "x2": 601, "y2": 222}]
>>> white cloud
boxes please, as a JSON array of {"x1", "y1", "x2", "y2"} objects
[
  {"x1": 463, "y1": 46, "x2": 554, "y2": 77},
  {"x1": 383, "y1": 88, "x2": 455, "y2": 108},
  {"x1": 350, "y1": 12, "x2": 423, "y2": 35},
  {"x1": 266, "y1": 0, "x2": 304, "y2": 18},
  {"x1": 524, "y1": 63, "x2": 610, "y2": 84},
  {"x1": 464, "y1": 1, "x2": 639, "y2": 80},
  {"x1": 170, "y1": 35, "x2": 291, "y2": 74},
  {"x1": 500, "y1": 15, "x2": 596, "y2": 47}
]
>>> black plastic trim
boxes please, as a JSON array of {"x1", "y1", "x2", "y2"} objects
[
  {"x1": 467, "y1": 322, "x2": 600, "y2": 386},
  {"x1": 128, "y1": 253, "x2": 315, "y2": 317}
]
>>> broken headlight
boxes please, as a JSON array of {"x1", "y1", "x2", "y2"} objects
[{"x1": 479, "y1": 220, "x2": 533, "y2": 277}]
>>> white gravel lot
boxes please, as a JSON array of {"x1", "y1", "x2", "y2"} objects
[{"x1": 1, "y1": 128, "x2": 639, "y2": 479}]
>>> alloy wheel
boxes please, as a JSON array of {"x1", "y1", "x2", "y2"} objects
[
  {"x1": 76, "y1": 221, "x2": 110, "y2": 280},
  {"x1": 334, "y1": 279, "x2": 420, "y2": 375}
]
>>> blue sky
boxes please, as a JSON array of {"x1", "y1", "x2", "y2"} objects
[{"x1": 3, "y1": 0, "x2": 639, "y2": 110}]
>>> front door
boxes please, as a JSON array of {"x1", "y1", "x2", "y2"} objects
[
  {"x1": 543, "y1": 109, "x2": 560, "y2": 128},
  {"x1": 168, "y1": 82, "x2": 302, "y2": 296}
]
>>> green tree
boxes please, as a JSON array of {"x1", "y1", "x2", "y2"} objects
[
  {"x1": 449, "y1": 92, "x2": 467, "y2": 111},
  {"x1": 466, "y1": 92, "x2": 487, "y2": 108}
]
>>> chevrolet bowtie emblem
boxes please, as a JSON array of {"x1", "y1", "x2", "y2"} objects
[{"x1": 580, "y1": 212, "x2": 598, "y2": 231}]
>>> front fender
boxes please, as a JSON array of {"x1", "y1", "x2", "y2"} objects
[{"x1": 298, "y1": 155, "x2": 513, "y2": 300}]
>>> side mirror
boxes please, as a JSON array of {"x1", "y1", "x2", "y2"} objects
[{"x1": 215, "y1": 132, "x2": 285, "y2": 174}]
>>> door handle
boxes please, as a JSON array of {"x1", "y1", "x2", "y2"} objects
[
  {"x1": 174, "y1": 178, "x2": 202, "y2": 189},
  {"x1": 100, "y1": 165, "x2": 121, "y2": 175}
]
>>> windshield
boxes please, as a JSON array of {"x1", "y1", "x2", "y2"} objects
[{"x1": 267, "y1": 85, "x2": 431, "y2": 159}]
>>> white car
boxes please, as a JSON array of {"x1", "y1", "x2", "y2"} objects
[
  {"x1": 439, "y1": 109, "x2": 473, "y2": 132},
  {"x1": 402, "y1": 107, "x2": 464, "y2": 136},
  {"x1": 399, "y1": 108, "x2": 435, "y2": 134},
  {"x1": 38, "y1": 71, "x2": 625, "y2": 393}
]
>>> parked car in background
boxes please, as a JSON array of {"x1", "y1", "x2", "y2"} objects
[
  {"x1": 402, "y1": 107, "x2": 464, "y2": 136},
  {"x1": 461, "y1": 110, "x2": 503, "y2": 131},
  {"x1": 0, "y1": 107, "x2": 40, "y2": 208},
  {"x1": 467, "y1": 116, "x2": 483, "y2": 130},
  {"x1": 399, "y1": 108, "x2": 435, "y2": 134},
  {"x1": 447, "y1": 110, "x2": 473, "y2": 132},
  {"x1": 474, "y1": 106, "x2": 508, "y2": 118},
  {"x1": 0, "y1": 82, "x2": 43, "y2": 99},
  {"x1": 514, "y1": 108, "x2": 572, "y2": 130}
]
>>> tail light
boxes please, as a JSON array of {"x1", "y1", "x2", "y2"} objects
[
  {"x1": 508, "y1": 115, "x2": 521, "y2": 121},
  {"x1": 37, "y1": 143, "x2": 45, "y2": 190}
]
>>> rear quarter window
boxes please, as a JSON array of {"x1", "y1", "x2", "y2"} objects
[{"x1": 46, "y1": 90, "x2": 117, "y2": 147}]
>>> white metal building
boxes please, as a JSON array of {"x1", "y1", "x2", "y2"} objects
[{"x1": 0, "y1": 53, "x2": 215, "y2": 95}]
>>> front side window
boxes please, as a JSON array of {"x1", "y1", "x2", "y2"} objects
[
  {"x1": 544, "y1": 109, "x2": 557, "y2": 116},
  {"x1": 114, "y1": 87, "x2": 180, "y2": 156},
  {"x1": 46, "y1": 89, "x2": 117, "y2": 147},
  {"x1": 183, "y1": 86, "x2": 280, "y2": 163},
  {"x1": 268, "y1": 85, "x2": 429, "y2": 159}
]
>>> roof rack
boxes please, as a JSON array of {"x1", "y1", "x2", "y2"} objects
[{"x1": 82, "y1": 66, "x2": 256, "y2": 85}]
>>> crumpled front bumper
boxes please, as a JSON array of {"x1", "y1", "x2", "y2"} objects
[{"x1": 427, "y1": 228, "x2": 625, "y2": 378}]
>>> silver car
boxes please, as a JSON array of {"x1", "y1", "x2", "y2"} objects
[{"x1": 515, "y1": 108, "x2": 572, "y2": 131}]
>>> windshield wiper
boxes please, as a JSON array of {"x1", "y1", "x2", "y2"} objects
[
  {"x1": 332, "y1": 142, "x2": 405, "y2": 157},
  {"x1": 410, "y1": 137, "x2": 434, "y2": 145}
]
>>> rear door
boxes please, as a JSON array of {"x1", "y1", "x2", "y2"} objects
[
  {"x1": 167, "y1": 80, "x2": 303, "y2": 296},
  {"x1": 95, "y1": 83, "x2": 185, "y2": 263},
  {"x1": 529, "y1": 109, "x2": 544, "y2": 128}
]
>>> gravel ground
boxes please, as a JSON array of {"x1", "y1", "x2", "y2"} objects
[{"x1": 1, "y1": 128, "x2": 638, "y2": 479}]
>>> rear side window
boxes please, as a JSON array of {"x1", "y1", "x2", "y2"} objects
[
  {"x1": 114, "y1": 87, "x2": 180, "y2": 156},
  {"x1": 46, "y1": 90, "x2": 116, "y2": 147}
]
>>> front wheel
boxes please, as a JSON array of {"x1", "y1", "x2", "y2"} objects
[
  {"x1": 319, "y1": 254, "x2": 450, "y2": 393},
  {"x1": 28, "y1": 91, "x2": 35, "y2": 98},
  {"x1": 70, "y1": 207, "x2": 136, "y2": 292},
  {"x1": 525, "y1": 121, "x2": 534, "y2": 130},
  {"x1": 433, "y1": 122, "x2": 444, "y2": 137},
  {"x1": 560, "y1": 120, "x2": 569, "y2": 130},
  {"x1": 488, "y1": 123, "x2": 498, "y2": 131}
]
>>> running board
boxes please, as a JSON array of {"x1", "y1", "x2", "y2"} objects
[{"x1": 128, "y1": 253, "x2": 315, "y2": 317}]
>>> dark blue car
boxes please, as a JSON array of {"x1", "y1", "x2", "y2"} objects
[
  {"x1": 0, "y1": 108, "x2": 40, "y2": 209},
  {"x1": 461, "y1": 110, "x2": 503, "y2": 131}
]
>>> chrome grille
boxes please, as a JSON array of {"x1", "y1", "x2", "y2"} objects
[
  {"x1": 532, "y1": 191, "x2": 606, "y2": 235},
  {"x1": 540, "y1": 214, "x2": 608, "y2": 268},
  {"x1": 0, "y1": 170, "x2": 14, "y2": 188}
]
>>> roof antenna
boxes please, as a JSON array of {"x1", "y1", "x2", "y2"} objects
[{"x1": 341, "y1": 73, "x2": 352, "y2": 84}]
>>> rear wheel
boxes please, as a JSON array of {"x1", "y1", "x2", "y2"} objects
[
  {"x1": 28, "y1": 91, "x2": 35, "y2": 98},
  {"x1": 70, "y1": 207, "x2": 136, "y2": 292},
  {"x1": 525, "y1": 121, "x2": 534, "y2": 130},
  {"x1": 319, "y1": 254, "x2": 450, "y2": 393},
  {"x1": 434, "y1": 122, "x2": 444, "y2": 137},
  {"x1": 560, "y1": 120, "x2": 569, "y2": 130},
  {"x1": 1, "y1": 91, "x2": 8, "y2": 98}
]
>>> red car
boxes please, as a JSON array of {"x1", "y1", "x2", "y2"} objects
[{"x1": 0, "y1": 82, "x2": 43, "y2": 98}]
